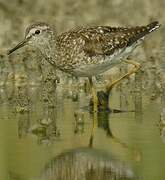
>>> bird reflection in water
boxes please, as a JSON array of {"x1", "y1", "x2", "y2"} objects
[
  {"x1": 38, "y1": 147, "x2": 140, "y2": 180},
  {"x1": 36, "y1": 102, "x2": 142, "y2": 180}
]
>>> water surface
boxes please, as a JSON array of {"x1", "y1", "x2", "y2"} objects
[{"x1": 0, "y1": 78, "x2": 164, "y2": 180}]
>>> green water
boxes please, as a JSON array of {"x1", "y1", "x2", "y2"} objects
[{"x1": 0, "y1": 83, "x2": 164, "y2": 180}]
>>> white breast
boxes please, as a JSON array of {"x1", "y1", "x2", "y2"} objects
[{"x1": 73, "y1": 44, "x2": 137, "y2": 77}]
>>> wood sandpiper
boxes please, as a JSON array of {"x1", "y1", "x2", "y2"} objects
[{"x1": 8, "y1": 21, "x2": 160, "y2": 113}]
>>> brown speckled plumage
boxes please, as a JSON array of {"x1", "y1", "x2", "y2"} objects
[
  {"x1": 8, "y1": 21, "x2": 160, "y2": 77},
  {"x1": 52, "y1": 21, "x2": 160, "y2": 76}
]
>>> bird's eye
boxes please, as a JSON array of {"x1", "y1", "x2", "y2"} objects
[{"x1": 35, "y1": 30, "x2": 40, "y2": 34}]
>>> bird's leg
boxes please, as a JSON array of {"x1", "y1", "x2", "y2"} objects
[
  {"x1": 88, "y1": 77, "x2": 98, "y2": 147},
  {"x1": 88, "y1": 77, "x2": 98, "y2": 113},
  {"x1": 106, "y1": 59, "x2": 141, "y2": 93}
]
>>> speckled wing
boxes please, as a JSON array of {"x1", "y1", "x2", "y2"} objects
[{"x1": 79, "y1": 21, "x2": 160, "y2": 58}]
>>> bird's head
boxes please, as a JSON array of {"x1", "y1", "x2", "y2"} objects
[{"x1": 8, "y1": 22, "x2": 55, "y2": 55}]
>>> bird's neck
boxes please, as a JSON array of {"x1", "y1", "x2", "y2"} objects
[{"x1": 39, "y1": 38, "x2": 58, "y2": 66}]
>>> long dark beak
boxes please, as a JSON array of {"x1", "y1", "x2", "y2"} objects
[{"x1": 7, "y1": 38, "x2": 28, "y2": 55}]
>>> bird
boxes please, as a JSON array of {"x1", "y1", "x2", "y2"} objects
[{"x1": 8, "y1": 21, "x2": 160, "y2": 113}]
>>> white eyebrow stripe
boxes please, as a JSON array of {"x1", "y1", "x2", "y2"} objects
[
  {"x1": 25, "y1": 25, "x2": 50, "y2": 38},
  {"x1": 29, "y1": 26, "x2": 49, "y2": 33},
  {"x1": 41, "y1": 25, "x2": 49, "y2": 30}
]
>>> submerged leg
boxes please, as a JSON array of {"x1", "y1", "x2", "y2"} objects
[
  {"x1": 88, "y1": 77, "x2": 98, "y2": 147},
  {"x1": 106, "y1": 60, "x2": 141, "y2": 93}
]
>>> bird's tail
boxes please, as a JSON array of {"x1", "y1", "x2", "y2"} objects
[
  {"x1": 146, "y1": 21, "x2": 161, "y2": 33},
  {"x1": 127, "y1": 21, "x2": 160, "y2": 46}
]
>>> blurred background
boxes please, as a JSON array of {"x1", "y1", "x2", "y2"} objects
[{"x1": 0, "y1": 0, "x2": 165, "y2": 180}]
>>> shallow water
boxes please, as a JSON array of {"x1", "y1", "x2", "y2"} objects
[{"x1": 0, "y1": 79, "x2": 164, "y2": 180}]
